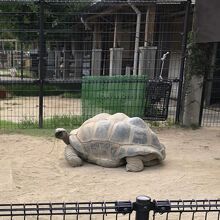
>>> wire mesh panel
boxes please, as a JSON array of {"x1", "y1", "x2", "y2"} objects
[
  {"x1": 42, "y1": 80, "x2": 82, "y2": 129},
  {"x1": 145, "y1": 80, "x2": 172, "y2": 120},
  {"x1": 152, "y1": 199, "x2": 220, "y2": 220},
  {"x1": 0, "y1": 198, "x2": 219, "y2": 220},
  {"x1": 202, "y1": 101, "x2": 220, "y2": 127},
  {"x1": 0, "y1": 201, "x2": 133, "y2": 219},
  {"x1": 0, "y1": 79, "x2": 82, "y2": 129},
  {"x1": 0, "y1": 80, "x2": 40, "y2": 128},
  {"x1": 201, "y1": 43, "x2": 220, "y2": 126}
]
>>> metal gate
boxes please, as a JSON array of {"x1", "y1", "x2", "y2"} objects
[{"x1": 0, "y1": 0, "x2": 191, "y2": 129}]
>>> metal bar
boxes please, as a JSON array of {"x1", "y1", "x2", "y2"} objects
[
  {"x1": 39, "y1": 0, "x2": 45, "y2": 128},
  {"x1": 154, "y1": 199, "x2": 220, "y2": 213},
  {"x1": 175, "y1": 0, "x2": 191, "y2": 123},
  {"x1": 20, "y1": 42, "x2": 24, "y2": 80},
  {"x1": 0, "y1": 201, "x2": 133, "y2": 217},
  {"x1": 11, "y1": 51, "x2": 14, "y2": 68},
  {"x1": 199, "y1": 68, "x2": 208, "y2": 126}
]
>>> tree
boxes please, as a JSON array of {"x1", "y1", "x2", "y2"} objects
[{"x1": 0, "y1": 0, "x2": 92, "y2": 46}]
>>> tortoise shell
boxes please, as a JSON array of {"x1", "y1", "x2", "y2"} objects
[{"x1": 69, "y1": 113, "x2": 165, "y2": 167}]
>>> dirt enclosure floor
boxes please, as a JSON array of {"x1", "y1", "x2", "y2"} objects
[{"x1": 0, "y1": 127, "x2": 219, "y2": 219}]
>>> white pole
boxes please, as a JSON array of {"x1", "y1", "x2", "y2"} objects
[{"x1": 128, "y1": 1, "x2": 141, "y2": 75}]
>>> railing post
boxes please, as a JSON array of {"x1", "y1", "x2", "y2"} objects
[
  {"x1": 20, "y1": 41, "x2": 23, "y2": 80},
  {"x1": 39, "y1": 0, "x2": 46, "y2": 128},
  {"x1": 134, "y1": 196, "x2": 152, "y2": 220}
]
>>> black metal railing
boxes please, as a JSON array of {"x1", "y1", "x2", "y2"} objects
[
  {"x1": 0, "y1": 201, "x2": 133, "y2": 218},
  {"x1": 0, "y1": 196, "x2": 219, "y2": 219}
]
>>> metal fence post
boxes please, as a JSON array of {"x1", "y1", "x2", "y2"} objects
[
  {"x1": 175, "y1": 0, "x2": 191, "y2": 123},
  {"x1": 39, "y1": 0, "x2": 46, "y2": 128},
  {"x1": 20, "y1": 41, "x2": 23, "y2": 80},
  {"x1": 134, "y1": 196, "x2": 152, "y2": 220}
]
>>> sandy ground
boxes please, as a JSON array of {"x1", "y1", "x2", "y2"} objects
[{"x1": 0, "y1": 127, "x2": 219, "y2": 219}]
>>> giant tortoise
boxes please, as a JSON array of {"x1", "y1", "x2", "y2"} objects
[{"x1": 55, "y1": 113, "x2": 166, "y2": 172}]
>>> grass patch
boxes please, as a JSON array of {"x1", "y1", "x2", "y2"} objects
[
  {"x1": 1, "y1": 128, "x2": 55, "y2": 138},
  {"x1": 0, "y1": 69, "x2": 35, "y2": 78},
  {"x1": 43, "y1": 115, "x2": 83, "y2": 129},
  {"x1": 0, "y1": 120, "x2": 18, "y2": 129},
  {"x1": 3, "y1": 84, "x2": 81, "y2": 97},
  {"x1": 19, "y1": 119, "x2": 39, "y2": 129},
  {"x1": 147, "y1": 117, "x2": 177, "y2": 128},
  {"x1": 5, "y1": 84, "x2": 62, "y2": 97},
  {"x1": 16, "y1": 69, "x2": 36, "y2": 78},
  {"x1": 0, "y1": 119, "x2": 39, "y2": 129},
  {"x1": 0, "y1": 115, "x2": 84, "y2": 137},
  {"x1": 60, "y1": 92, "x2": 81, "y2": 99}
]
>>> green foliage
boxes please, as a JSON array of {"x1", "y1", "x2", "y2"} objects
[
  {"x1": 4, "y1": 84, "x2": 81, "y2": 97},
  {"x1": 15, "y1": 70, "x2": 36, "y2": 78},
  {"x1": 179, "y1": 32, "x2": 213, "y2": 125},
  {"x1": 185, "y1": 32, "x2": 213, "y2": 77},
  {"x1": 18, "y1": 119, "x2": 39, "y2": 129},
  {"x1": 0, "y1": 119, "x2": 38, "y2": 129},
  {"x1": 43, "y1": 115, "x2": 83, "y2": 129},
  {"x1": 147, "y1": 117, "x2": 176, "y2": 128},
  {"x1": 0, "y1": 1, "x2": 92, "y2": 42},
  {"x1": 0, "y1": 127, "x2": 55, "y2": 138},
  {"x1": 0, "y1": 69, "x2": 35, "y2": 78},
  {"x1": 60, "y1": 92, "x2": 81, "y2": 99},
  {"x1": 0, "y1": 115, "x2": 83, "y2": 130},
  {"x1": 0, "y1": 120, "x2": 18, "y2": 129},
  {"x1": 0, "y1": 2, "x2": 39, "y2": 43}
]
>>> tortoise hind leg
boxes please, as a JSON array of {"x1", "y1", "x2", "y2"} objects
[
  {"x1": 125, "y1": 156, "x2": 144, "y2": 172},
  {"x1": 65, "y1": 145, "x2": 83, "y2": 167},
  {"x1": 142, "y1": 154, "x2": 160, "y2": 167}
]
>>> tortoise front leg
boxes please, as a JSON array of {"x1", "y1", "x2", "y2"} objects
[
  {"x1": 65, "y1": 145, "x2": 83, "y2": 167},
  {"x1": 125, "y1": 156, "x2": 144, "y2": 172}
]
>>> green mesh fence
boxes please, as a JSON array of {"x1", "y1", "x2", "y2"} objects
[{"x1": 82, "y1": 75, "x2": 147, "y2": 120}]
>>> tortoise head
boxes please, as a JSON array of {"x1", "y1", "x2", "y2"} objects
[{"x1": 55, "y1": 128, "x2": 70, "y2": 145}]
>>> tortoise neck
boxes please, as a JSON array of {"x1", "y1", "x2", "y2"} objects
[{"x1": 63, "y1": 133, "x2": 70, "y2": 145}]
